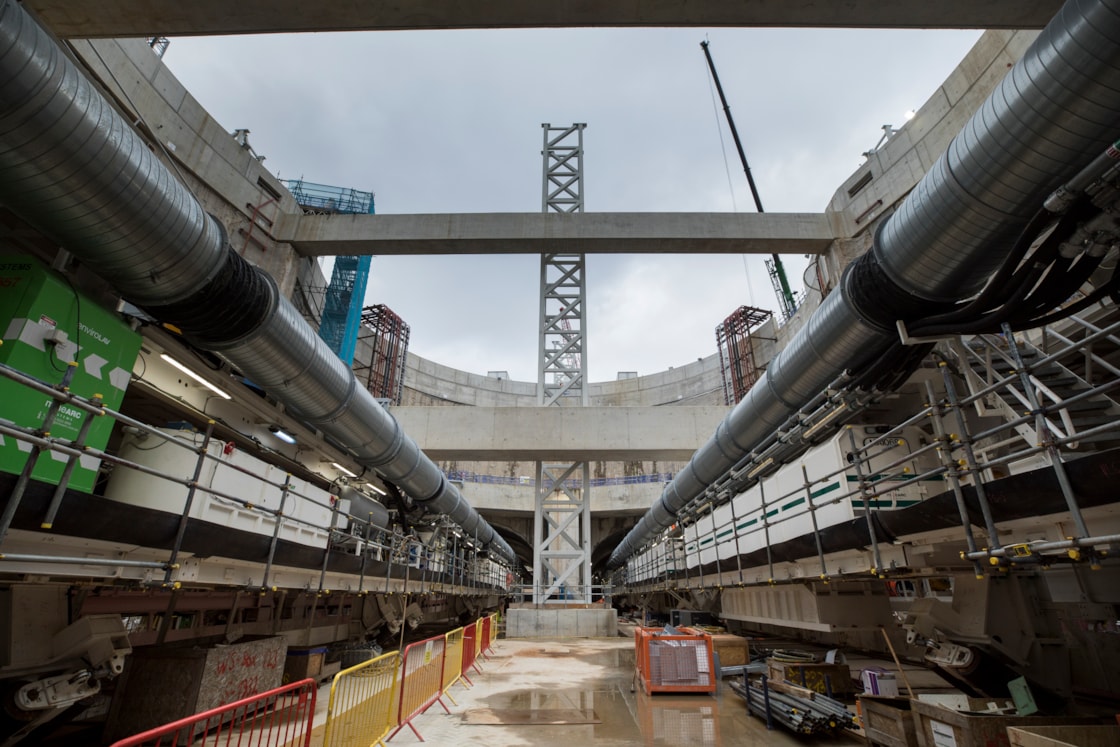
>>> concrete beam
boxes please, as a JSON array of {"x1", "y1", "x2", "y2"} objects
[
  {"x1": 457, "y1": 480, "x2": 665, "y2": 514},
  {"x1": 391, "y1": 405, "x2": 730, "y2": 461},
  {"x1": 25, "y1": 1, "x2": 1063, "y2": 38},
  {"x1": 274, "y1": 212, "x2": 834, "y2": 257}
]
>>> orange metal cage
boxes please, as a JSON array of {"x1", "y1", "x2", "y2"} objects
[{"x1": 634, "y1": 626, "x2": 716, "y2": 695}]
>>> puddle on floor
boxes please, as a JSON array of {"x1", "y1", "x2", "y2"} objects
[
  {"x1": 513, "y1": 645, "x2": 629, "y2": 668},
  {"x1": 636, "y1": 693, "x2": 722, "y2": 745},
  {"x1": 476, "y1": 688, "x2": 633, "y2": 739},
  {"x1": 485, "y1": 687, "x2": 609, "y2": 711},
  {"x1": 461, "y1": 640, "x2": 862, "y2": 746},
  {"x1": 473, "y1": 687, "x2": 740, "y2": 745}
]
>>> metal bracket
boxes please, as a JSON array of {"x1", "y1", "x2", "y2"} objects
[
  {"x1": 896, "y1": 319, "x2": 957, "y2": 346},
  {"x1": 16, "y1": 670, "x2": 99, "y2": 711}
]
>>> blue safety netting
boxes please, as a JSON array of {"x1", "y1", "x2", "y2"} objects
[{"x1": 283, "y1": 179, "x2": 375, "y2": 366}]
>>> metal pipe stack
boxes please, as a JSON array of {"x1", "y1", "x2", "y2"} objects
[{"x1": 728, "y1": 678, "x2": 857, "y2": 735}]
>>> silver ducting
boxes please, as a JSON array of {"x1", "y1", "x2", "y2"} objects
[
  {"x1": 877, "y1": 0, "x2": 1120, "y2": 301},
  {"x1": 608, "y1": 0, "x2": 1120, "y2": 569},
  {"x1": 0, "y1": 0, "x2": 515, "y2": 563},
  {"x1": 338, "y1": 485, "x2": 390, "y2": 531},
  {"x1": 0, "y1": 2, "x2": 225, "y2": 306}
]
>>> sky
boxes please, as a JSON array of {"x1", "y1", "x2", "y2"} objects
[{"x1": 163, "y1": 27, "x2": 982, "y2": 382}]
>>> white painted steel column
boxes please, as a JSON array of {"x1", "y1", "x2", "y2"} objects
[{"x1": 535, "y1": 123, "x2": 592, "y2": 604}]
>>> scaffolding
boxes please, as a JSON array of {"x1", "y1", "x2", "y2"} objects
[
  {"x1": 283, "y1": 179, "x2": 375, "y2": 366},
  {"x1": 716, "y1": 306, "x2": 773, "y2": 405},
  {"x1": 319, "y1": 256, "x2": 371, "y2": 365},
  {"x1": 284, "y1": 179, "x2": 374, "y2": 215},
  {"x1": 535, "y1": 123, "x2": 592, "y2": 605},
  {"x1": 354, "y1": 305, "x2": 410, "y2": 405},
  {"x1": 538, "y1": 124, "x2": 589, "y2": 406}
]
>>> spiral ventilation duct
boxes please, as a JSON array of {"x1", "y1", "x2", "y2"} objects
[
  {"x1": 0, "y1": 0, "x2": 515, "y2": 564},
  {"x1": 608, "y1": 0, "x2": 1120, "y2": 570}
]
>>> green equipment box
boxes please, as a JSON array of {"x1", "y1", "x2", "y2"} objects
[{"x1": 0, "y1": 255, "x2": 141, "y2": 493}]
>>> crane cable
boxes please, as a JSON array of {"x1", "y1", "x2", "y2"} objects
[{"x1": 704, "y1": 35, "x2": 755, "y2": 307}]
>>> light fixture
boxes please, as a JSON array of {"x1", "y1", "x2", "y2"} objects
[
  {"x1": 268, "y1": 425, "x2": 296, "y2": 445},
  {"x1": 332, "y1": 462, "x2": 357, "y2": 478},
  {"x1": 160, "y1": 354, "x2": 231, "y2": 399},
  {"x1": 369, "y1": 484, "x2": 387, "y2": 496}
]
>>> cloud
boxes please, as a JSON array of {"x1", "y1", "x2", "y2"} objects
[
  {"x1": 588, "y1": 254, "x2": 777, "y2": 380},
  {"x1": 165, "y1": 26, "x2": 982, "y2": 382}
]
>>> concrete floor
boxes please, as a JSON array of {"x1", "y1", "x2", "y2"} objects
[{"x1": 353, "y1": 637, "x2": 865, "y2": 746}]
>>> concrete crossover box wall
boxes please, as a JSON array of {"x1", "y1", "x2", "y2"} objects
[{"x1": 506, "y1": 608, "x2": 618, "y2": 638}]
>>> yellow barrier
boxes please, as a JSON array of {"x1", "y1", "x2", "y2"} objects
[
  {"x1": 474, "y1": 617, "x2": 484, "y2": 666},
  {"x1": 323, "y1": 651, "x2": 401, "y2": 747},
  {"x1": 441, "y1": 627, "x2": 467, "y2": 703},
  {"x1": 390, "y1": 634, "x2": 450, "y2": 741}
]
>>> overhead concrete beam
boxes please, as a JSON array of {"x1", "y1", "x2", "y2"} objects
[
  {"x1": 25, "y1": 1, "x2": 1062, "y2": 38},
  {"x1": 391, "y1": 406, "x2": 731, "y2": 461},
  {"x1": 460, "y1": 481, "x2": 666, "y2": 515},
  {"x1": 274, "y1": 212, "x2": 835, "y2": 257}
]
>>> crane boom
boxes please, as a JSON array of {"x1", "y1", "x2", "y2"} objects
[{"x1": 701, "y1": 40, "x2": 798, "y2": 320}]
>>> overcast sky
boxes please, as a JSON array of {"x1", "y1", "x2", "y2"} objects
[{"x1": 164, "y1": 27, "x2": 981, "y2": 382}]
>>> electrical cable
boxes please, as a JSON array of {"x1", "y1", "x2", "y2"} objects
[
  {"x1": 906, "y1": 209, "x2": 1072, "y2": 334},
  {"x1": 132, "y1": 348, "x2": 147, "y2": 380},
  {"x1": 917, "y1": 208, "x2": 1066, "y2": 327},
  {"x1": 46, "y1": 269, "x2": 83, "y2": 375},
  {"x1": 1015, "y1": 262, "x2": 1119, "y2": 328},
  {"x1": 911, "y1": 262, "x2": 1048, "y2": 337},
  {"x1": 906, "y1": 197, "x2": 1110, "y2": 336},
  {"x1": 923, "y1": 247, "x2": 1106, "y2": 335},
  {"x1": 847, "y1": 340, "x2": 933, "y2": 394},
  {"x1": 1014, "y1": 252, "x2": 1105, "y2": 322}
]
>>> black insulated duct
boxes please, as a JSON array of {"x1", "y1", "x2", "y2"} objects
[
  {"x1": 0, "y1": 0, "x2": 515, "y2": 564},
  {"x1": 608, "y1": 0, "x2": 1120, "y2": 570}
]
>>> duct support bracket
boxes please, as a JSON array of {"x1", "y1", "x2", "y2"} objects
[{"x1": 895, "y1": 319, "x2": 957, "y2": 346}]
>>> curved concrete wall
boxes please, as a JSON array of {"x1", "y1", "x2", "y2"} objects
[{"x1": 399, "y1": 351, "x2": 727, "y2": 407}]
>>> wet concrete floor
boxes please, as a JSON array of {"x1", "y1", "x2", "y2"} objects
[{"x1": 387, "y1": 637, "x2": 865, "y2": 746}]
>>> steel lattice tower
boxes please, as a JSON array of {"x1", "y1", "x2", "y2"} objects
[{"x1": 534, "y1": 123, "x2": 592, "y2": 604}]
